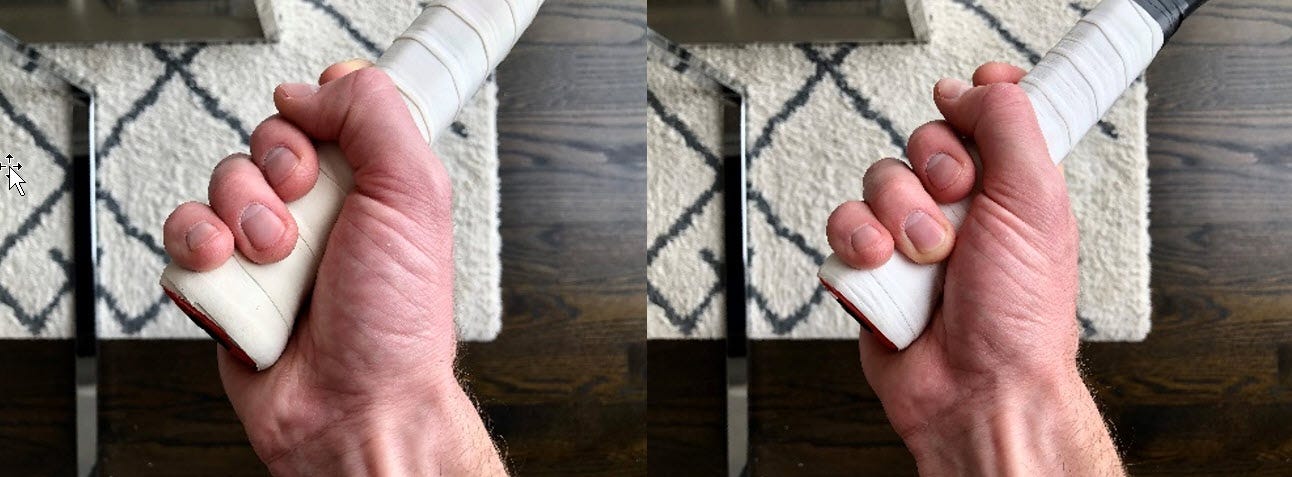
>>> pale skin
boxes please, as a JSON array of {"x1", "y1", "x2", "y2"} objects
[
  {"x1": 161, "y1": 60, "x2": 507, "y2": 475},
  {"x1": 825, "y1": 62, "x2": 1124, "y2": 475}
]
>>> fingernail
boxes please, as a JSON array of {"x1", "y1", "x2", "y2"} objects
[
  {"x1": 904, "y1": 210, "x2": 945, "y2": 253},
  {"x1": 925, "y1": 152, "x2": 961, "y2": 191},
  {"x1": 278, "y1": 82, "x2": 318, "y2": 99},
  {"x1": 262, "y1": 147, "x2": 298, "y2": 187},
  {"x1": 240, "y1": 203, "x2": 284, "y2": 251},
  {"x1": 849, "y1": 224, "x2": 881, "y2": 256},
  {"x1": 937, "y1": 78, "x2": 970, "y2": 100},
  {"x1": 186, "y1": 221, "x2": 218, "y2": 252}
]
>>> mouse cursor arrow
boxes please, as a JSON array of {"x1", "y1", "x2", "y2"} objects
[
  {"x1": 4, "y1": 155, "x2": 24, "y2": 197},
  {"x1": 10, "y1": 167, "x2": 25, "y2": 197}
]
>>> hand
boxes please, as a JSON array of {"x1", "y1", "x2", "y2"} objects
[
  {"x1": 162, "y1": 60, "x2": 506, "y2": 475},
  {"x1": 825, "y1": 63, "x2": 1121, "y2": 475}
]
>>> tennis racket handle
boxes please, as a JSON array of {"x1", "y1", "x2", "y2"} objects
[
  {"x1": 817, "y1": 0, "x2": 1165, "y2": 350},
  {"x1": 818, "y1": 199, "x2": 968, "y2": 350},
  {"x1": 160, "y1": 0, "x2": 541, "y2": 370},
  {"x1": 161, "y1": 144, "x2": 353, "y2": 369}
]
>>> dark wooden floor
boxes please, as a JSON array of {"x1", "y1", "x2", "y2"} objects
[
  {"x1": 0, "y1": 0, "x2": 646, "y2": 475},
  {"x1": 648, "y1": 0, "x2": 1292, "y2": 475}
]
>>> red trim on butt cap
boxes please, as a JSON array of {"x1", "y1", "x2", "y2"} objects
[
  {"x1": 819, "y1": 278, "x2": 899, "y2": 351},
  {"x1": 162, "y1": 286, "x2": 256, "y2": 368}
]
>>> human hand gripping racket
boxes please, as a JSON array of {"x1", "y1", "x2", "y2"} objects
[
  {"x1": 160, "y1": 0, "x2": 544, "y2": 370},
  {"x1": 818, "y1": 0, "x2": 1208, "y2": 350}
]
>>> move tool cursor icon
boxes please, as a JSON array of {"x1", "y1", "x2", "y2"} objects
[{"x1": 4, "y1": 154, "x2": 25, "y2": 197}]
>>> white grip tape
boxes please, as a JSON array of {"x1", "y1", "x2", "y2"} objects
[
  {"x1": 160, "y1": 0, "x2": 541, "y2": 370},
  {"x1": 382, "y1": 0, "x2": 537, "y2": 140},
  {"x1": 818, "y1": 0, "x2": 1164, "y2": 350},
  {"x1": 819, "y1": 199, "x2": 968, "y2": 350},
  {"x1": 1025, "y1": 0, "x2": 1164, "y2": 161}
]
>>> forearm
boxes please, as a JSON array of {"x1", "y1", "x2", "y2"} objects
[
  {"x1": 265, "y1": 383, "x2": 507, "y2": 477},
  {"x1": 904, "y1": 370, "x2": 1122, "y2": 476}
]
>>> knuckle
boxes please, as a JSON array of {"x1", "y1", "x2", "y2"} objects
[
  {"x1": 906, "y1": 121, "x2": 955, "y2": 159},
  {"x1": 336, "y1": 69, "x2": 401, "y2": 141},
  {"x1": 827, "y1": 201, "x2": 863, "y2": 234},
  {"x1": 347, "y1": 67, "x2": 396, "y2": 99},
  {"x1": 210, "y1": 153, "x2": 251, "y2": 180},
  {"x1": 863, "y1": 158, "x2": 914, "y2": 200},
  {"x1": 251, "y1": 114, "x2": 284, "y2": 137},
  {"x1": 215, "y1": 152, "x2": 251, "y2": 169},
  {"x1": 208, "y1": 154, "x2": 254, "y2": 205},
  {"x1": 910, "y1": 120, "x2": 947, "y2": 141},
  {"x1": 212, "y1": 153, "x2": 252, "y2": 175},
  {"x1": 163, "y1": 204, "x2": 189, "y2": 231},
  {"x1": 176, "y1": 200, "x2": 207, "y2": 213},
  {"x1": 979, "y1": 83, "x2": 1032, "y2": 118},
  {"x1": 251, "y1": 116, "x2": 298, "y2": 150}
]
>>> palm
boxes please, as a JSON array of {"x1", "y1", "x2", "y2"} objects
[
  {"x1": 217, "y1": 143, "x2": 456, "y2": 461},
  {"x1": 307, "y1": 194, "x2": 455, "y2": 377},
  {"x1": 860, "y1": 189, "x2": 1079, "y2": 439},
  {"x1": 159, "y1": 65, "x2": 502, "y2": 471}
]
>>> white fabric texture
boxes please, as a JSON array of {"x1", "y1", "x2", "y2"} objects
[
  {"x1": 0, "y1": 0, "x2": 502, "y2": 340},
  {"x1": 648, "y1": 0, "x2": 1152, "y2": 341}
]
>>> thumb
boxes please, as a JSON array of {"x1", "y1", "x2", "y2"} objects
[
  {"x1": 272, "y1": 68, "x2": 450, "y2": 208},
  {"x1": 932, "y1": 79, "x2": 1068, "y2": 224}
]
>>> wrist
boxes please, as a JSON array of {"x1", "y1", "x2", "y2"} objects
[
  {"x1": 263, "y1": 375, "x2": 506, "y2": 476},
  {"x1": 903, "y1": 368, "x2": 1122, "y2": 476}
]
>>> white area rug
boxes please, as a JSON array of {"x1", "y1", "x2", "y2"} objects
[
  {"x1": 0, "y1": 0, "x2": 502, "y2": 340},
  {"x1": 648, "y1": 0, "x2": 1152, "y2": 341}
]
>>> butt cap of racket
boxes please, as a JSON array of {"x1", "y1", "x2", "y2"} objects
[
  {"x1": 161, "y1": 261, "x2": 292, "y2": 370},
  {"x1": 817, "y1": 254, "x2": 943, "y2": 350}
]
